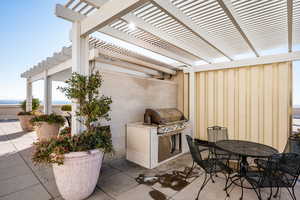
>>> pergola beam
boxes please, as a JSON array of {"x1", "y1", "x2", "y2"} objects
[
  {"x1": 100, "y1": 26, "x2": 194, "y2": 66},
  {"x1": 94, "y1": 55, "x2": 162, "y2": 76},
  {"x1": 194, "y1": 51, "x2": 300, "y2": 72},
  {"x1": 151, "y1": 0, "x2": 233, "y2": 61},
  {"x1": 287, "y1": 0, "x2": 293, "y2": 52},
  {"x1": 53, "y1": 52, "x2": 70, "y2": 62},
  {"x1": 93, "y1": 48, "x2": 176, "y2": 75},
  {"x1": 55, "y1": 4, "x2": 85, "y2": 22},
  {"x1": 217, "y1": 0, "x2": 259, "y2": 57},
  {"x1": 83, "y1": 0, "x2": 107, "y2": 8},
  {"x1": 123, "y1": 14, "x2": 210, "y2": 63},
  {"x1": 80, "y1": 0, "x2": 149, "y2": 36}
]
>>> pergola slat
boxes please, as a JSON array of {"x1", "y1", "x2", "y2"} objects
[
  {"x1": 217, "y1": 0, "x2": 259, "y2": 57},
  {"x1": 123, "y1": 13, "x2": 211, "y2": 63},
  {"x1": 151, "y1": 0, "x2": 233, "y2": 61}
]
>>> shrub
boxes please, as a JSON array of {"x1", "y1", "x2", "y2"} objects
[
  {"x1": 61, "y1": 105, "x2": 71, "y2": 112},
  {"x1": 32, "y1": 127, "x2": 113, "y2": 165},
  {"x1": 20, "y1": 98, "x2": 40, "y2": 112},
  {"x1": 31, "y1": 113, "x2": 65, "y2": 126},
  {"x1": 59, "y1": 127, "x2": 71, "y2": 136},
  {"x1": 32, "y1": 70, "x2": 113, "y2": 165}
]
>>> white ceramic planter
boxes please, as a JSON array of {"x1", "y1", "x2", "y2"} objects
[{"x1": 53, "y1": 149, "x2": 103, "y2": 200}]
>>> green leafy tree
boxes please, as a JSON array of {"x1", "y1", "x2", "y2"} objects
[{"x1": 58, "y1": 70, "x2": 112, "y2": 134}]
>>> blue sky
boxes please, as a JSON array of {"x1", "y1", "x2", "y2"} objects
[
  {"x1": 0, "y1": 0, "x2": 70, "y2": 101},
  {"x1": 0, "y1": 1, "x2": 299, "y2": 105}
]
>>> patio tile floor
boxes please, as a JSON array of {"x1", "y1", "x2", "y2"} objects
[{"x1": 0, "y1": 120, "x2": 299, "y2": 200}]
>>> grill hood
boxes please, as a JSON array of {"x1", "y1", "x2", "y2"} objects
[{"x1": 144, "y1": 108, "x2": 187, "y2": 125}]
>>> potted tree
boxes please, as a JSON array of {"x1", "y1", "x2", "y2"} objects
[
  {"x1": 17, "y1": 98, "x2": 40, "y2": 131},
  {"x1": 32, "y1": 71, "x2": 113, "y2": 200},
  {"x1": 31, "y1": 113, "x2": 65, "y2": 141}
]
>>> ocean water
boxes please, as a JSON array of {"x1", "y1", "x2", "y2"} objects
[{"x1": 0, "y1": 100, "x2": 70, "y2": 105}]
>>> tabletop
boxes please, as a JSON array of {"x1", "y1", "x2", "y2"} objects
[{"x1": 215, "y1": 140, "x2": 278, "y2": 158}]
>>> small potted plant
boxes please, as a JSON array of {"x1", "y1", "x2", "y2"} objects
[
  {"x1": 32, "y1": 71, "x2": 113, "y2": 200},
  {"x1": 17, "y1": 98, "x2": 40, "y2": 131},
  {"x1": 31, "y1": 113, "x2": 65, "y2": 141}
]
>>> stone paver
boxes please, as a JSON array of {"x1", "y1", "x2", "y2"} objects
[
  {"x1": 97, "y1": 173, "x2": 139, "y2": 198},
  {"x1": 0, "y1": 184, "x2": 51, "y2": 200},
  {"x1": 0, "y1": 174, "x2": 39, "y2": 197},
  {"x1": 0, "y1": 120, "x2": 299, "y2": 200}
]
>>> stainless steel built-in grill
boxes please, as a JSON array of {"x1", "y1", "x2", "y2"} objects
[
  {"x1": 144, "y1": 108, "x2": 188, "y2": 134},
  {"x1": 144, "y1": 108, "x2": 188, "y2": 162},
  {"x1": 126, "y1": 108, "x2": 190, "y2": 169}
]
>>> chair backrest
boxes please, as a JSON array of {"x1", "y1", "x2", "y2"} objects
[
  {"x1": 283, "y1": 137, "x2": 300, "y2": 154},
  {"x1": 207, "y1": 126, "x2": 228, "y2": 142},
  {"x1": 185, "y1": 135, "x2": 212, "y2": 166},
  {"x1": 267, "y1": 153, "x2": 300, "y2": 187}
]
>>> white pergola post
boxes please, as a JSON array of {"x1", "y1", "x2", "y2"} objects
[
  {"x1": 188, "y1": 71, "x2": 196, "y2": 138},
  {"x1": 43, "y1": 71, "x2": 52, "y2": 114},
  {"x1": 71, "y1": 21, "x2": 89, "y2": 135},
  {"x1": 26, "y1": 79, "x2": 33, "y2": 112}
]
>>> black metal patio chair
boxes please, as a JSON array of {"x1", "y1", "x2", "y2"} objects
[
  {"x1": 185, "y1": 135, "x2": 232, "y2": 200},
  {"x1": 248, "y1": 153, "x2": 300, "y2": 200},
  {"x1": 284, "y1": 136, "x2": 300, "y2": 154},
  {"x1": 207, "y1": 126, "x2": 240, "y2": 169}
]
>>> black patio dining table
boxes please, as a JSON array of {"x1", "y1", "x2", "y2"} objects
[{"x1": 215, "y1": 140, "x2": 279, "y2": 199}]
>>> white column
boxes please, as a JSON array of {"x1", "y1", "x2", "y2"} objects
[
  {"x1": 43, "y1": 71, "x2": 52, "y2": 114},
  {"x1": 71, "y1": 21, "x2": 89, "y2": 135},
  {"x1": 189, "y1": 71, "x2": 196, "y2": 138},
  {"x1": 26, "y1": 79, "x2": 33, "y2": 112}
]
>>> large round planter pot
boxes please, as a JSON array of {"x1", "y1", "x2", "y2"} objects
[
  {"x1": 53, "y1": 149, "x2": 103, "y2": 200},
  {"x1": 36, "y1": 122, "x2": 60, "y2": 141},
  {"x1": 18, "y1": 115, "x2": 34, "y2": 131}
]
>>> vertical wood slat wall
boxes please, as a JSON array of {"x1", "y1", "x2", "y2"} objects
[
  {"x1": 195, "y1": 62, "x2": 292, "y2": 151},
  {"x1": 177, "y1": 71, "x2": 189, "y2": 119}
]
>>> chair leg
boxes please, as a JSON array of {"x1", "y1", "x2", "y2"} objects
[
  {"x1": 292, "y1": 188, "x2": 297, "y2": 200},
  {"x1": 224, "y1": 174, "x2": 230, "y2": 197},
  {"x1": 253, "y1": 188, "x2": 262, "y2": 200},
  {"x1": 224, "y1": 175, "x2": 239, "y2": 191},
  {"x1": 240, "y1": 178, "x2": 244, "y2": 200},
  {"x1": 196, "y1": 172, "x2": 207, "y2": 200},
  {"x1": 258, "y1": 187, "x2": 263, "y2": 200},
  {"x1": 286, "y1": 187, "x2": 297, "y2": 200},
  {"x1": 210, "y1": 173, "x2": 215, "y2": 183},
  {"x1": 268, "y1": 187, "x2": 273, "y2": 200},
  {"x1": 273, "y1": 187, "x2": 279, "y2": 198},
  {"x1": 186, "y1": 161, "x2": 195, "y2": 179},
  {"x1": 196, "y1": 172, "x2": 212, "y2": 200}
]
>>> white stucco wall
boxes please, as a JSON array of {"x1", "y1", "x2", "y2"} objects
[{"x1": 97, "y1": 68, "x2": 178, "y2": 160}]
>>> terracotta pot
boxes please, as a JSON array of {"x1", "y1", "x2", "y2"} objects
[
  {"x1": 35, "y1": 122, "x2": 60, "y2": 141},
  {"x1": 53, "y1": 149, "x2": 103, "y2": 200},
  {"x1": 18, "y1": 115, "x2": 34, "y2": 131}
]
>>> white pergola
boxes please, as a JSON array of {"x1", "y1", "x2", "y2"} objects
[{"x1": 22, "y1": 0, "x2": 300, "y2": 135}]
